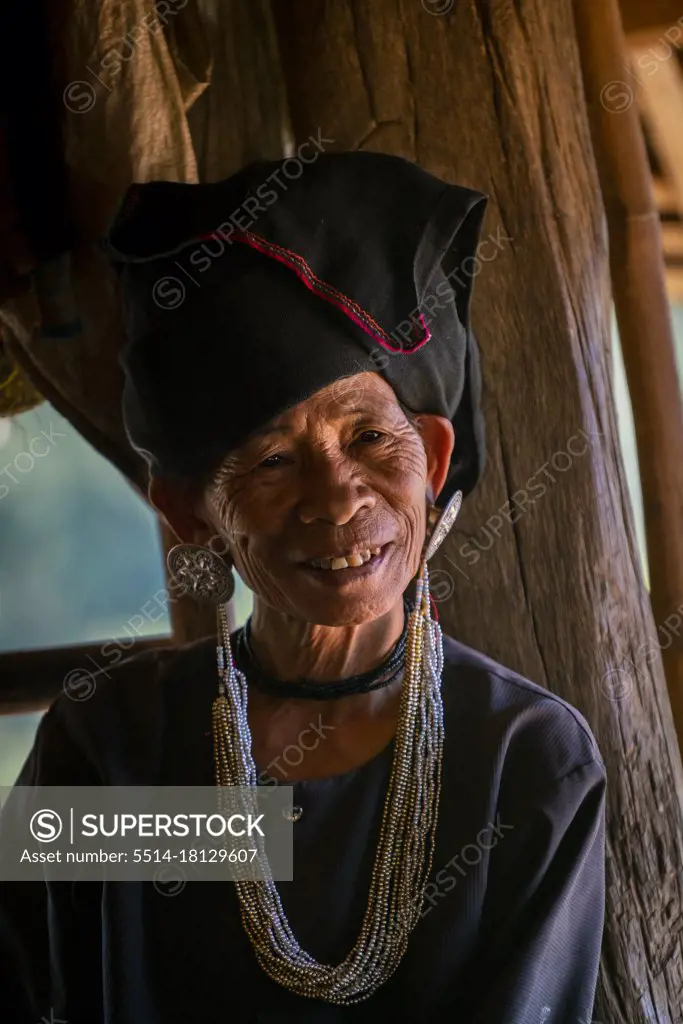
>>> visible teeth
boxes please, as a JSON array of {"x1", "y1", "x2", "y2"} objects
[{"x1": 309, "y1": 548, "x2": 380, "y2": 570}]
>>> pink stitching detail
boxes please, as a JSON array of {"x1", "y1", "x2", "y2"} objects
[{"x1": 195, "y1": 228, "x2": 431, "y2": 354}]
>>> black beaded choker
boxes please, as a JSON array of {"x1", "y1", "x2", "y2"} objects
[{"x1": 232, "y1": 599, "x2": 412, "y2": 700}]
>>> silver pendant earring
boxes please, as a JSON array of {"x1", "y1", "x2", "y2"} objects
[
  {"x1": 166, "y1": 543, "x2": 235, "y2": 604},
  {"x1": 424, "y1": 490, "x2": 463, "y2": 562}
]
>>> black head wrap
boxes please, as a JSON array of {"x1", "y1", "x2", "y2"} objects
[{"x1": 102, "y1": 151, "x2": 489, "y2": 507}]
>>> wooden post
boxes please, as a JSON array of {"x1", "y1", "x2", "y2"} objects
[{"x1": 271, "y1": 0, "x2": 683, "y2": 1017}]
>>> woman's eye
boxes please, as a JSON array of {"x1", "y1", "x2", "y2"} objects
[
  {"x1": 258, "y1": 453, "x2": 288, "y2": 468},
  {"x1": 354, "y1": 429, "x2": 384, "y2": 444}
]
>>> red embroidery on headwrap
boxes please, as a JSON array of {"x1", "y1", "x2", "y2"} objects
[{"x1": 195, "y1": 228, "x2": 431, "y2": 354}]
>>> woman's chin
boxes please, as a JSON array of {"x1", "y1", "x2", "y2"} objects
[
  {"x1": 283, "y1": 578, "x2": 406, "y2": 627},
  {"x1": 289, "y1": 599, "x2": 398, "y2": 628}
]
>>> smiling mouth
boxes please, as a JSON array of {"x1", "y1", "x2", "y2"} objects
[
  {"x1": 298, "y1": 543, "x2": 392, "y2": 587},
  {"x1": 306, "y1": 546, "x2": 384, "y2": 571}
]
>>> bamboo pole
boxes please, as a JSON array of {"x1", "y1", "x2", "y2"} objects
[{"x1": 574, "y1": 0, "x2": 683, "y2": 749}]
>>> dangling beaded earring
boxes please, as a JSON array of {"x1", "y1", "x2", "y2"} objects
[
  {"x1": 165, "y1": 539, "x2": 237, "y2": 697},
  {"x1": 165, "y1": 540, "x2": 242, "y2": 783}
]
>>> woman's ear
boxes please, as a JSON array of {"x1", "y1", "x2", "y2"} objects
[
  {"x1": 148, "y1": 475, "x2": 216, "y2": 547},
  {"x1": 414, "y1": 414, "x2": 455, "y2": 502}
]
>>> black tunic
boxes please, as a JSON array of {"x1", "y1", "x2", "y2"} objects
[{"x1": 0, "y1": 633, "x2": 606, "y2": 1023}]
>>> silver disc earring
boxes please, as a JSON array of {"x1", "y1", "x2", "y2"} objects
[
  {"x1": 166, "y1": 543, "x2": 235, "y2": 604},
  {"x1": 424, "y1": 489, "x2": 463, "y2": 562}
]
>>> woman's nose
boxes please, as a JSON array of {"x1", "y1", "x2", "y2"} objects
[{"x1": 296, "y1": 458, "x2": 376, "y2": 526}]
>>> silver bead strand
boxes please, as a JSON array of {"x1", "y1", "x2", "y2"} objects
[{"x1": 211, "y1": 566, "x2": 445, "y2": 1004}]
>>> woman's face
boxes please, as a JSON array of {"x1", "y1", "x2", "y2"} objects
[{"x1": 155, "y1": 373, "x2": 454, "y2": 626}]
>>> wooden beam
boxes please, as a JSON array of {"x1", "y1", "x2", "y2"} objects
[
  {"x1": 0, "y1": 638, "x2": 172, "y2": 714},
  {"x1": 620, "y1": 0, "x2": 683, "y2": 37}
]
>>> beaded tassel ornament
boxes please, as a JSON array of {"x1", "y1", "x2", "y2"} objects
[{"x1": 207, "y1": 489, "x2": 463, "y2": 1005}]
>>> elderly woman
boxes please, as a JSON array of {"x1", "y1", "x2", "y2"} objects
[{"x1": 0, "y1": 152, "x2": 605, "y2": 1023}]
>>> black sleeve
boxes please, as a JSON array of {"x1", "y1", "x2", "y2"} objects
[
  {"x1": 462, "y1": 757, "x2": 606, "y2": 1024},
  {"x1": 0, "y1": 703, "x2": 104, "y2": 1024}
]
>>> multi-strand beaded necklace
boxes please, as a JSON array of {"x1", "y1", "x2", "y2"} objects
[{"x1": 210, "y1": 564, "x2": 444, "y2": 1004}]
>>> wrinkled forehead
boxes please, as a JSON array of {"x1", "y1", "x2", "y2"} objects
[{"x1": 250, "y1": 373, "x2": 403, "y2": 437}]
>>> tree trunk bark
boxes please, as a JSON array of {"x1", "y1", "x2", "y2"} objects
[{"x1": 271, "y1": 0, "x2": 683, "y2": 1018}]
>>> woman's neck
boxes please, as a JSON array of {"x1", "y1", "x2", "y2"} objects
[{"x1": 247, "y1": 598, "x2": 406, "y2": 683}]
